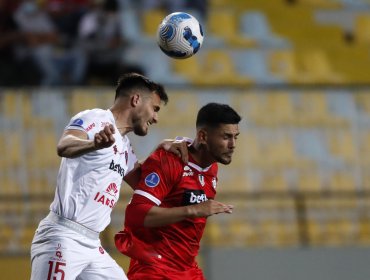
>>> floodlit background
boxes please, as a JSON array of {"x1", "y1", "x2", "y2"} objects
[{"x1": 2, "y1": 0, "x2": 370, "y2": 279}]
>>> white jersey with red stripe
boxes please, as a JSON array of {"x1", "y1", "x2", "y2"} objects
[{"x1": 50, "y1": 108, "x2": 137, "y2": 233}]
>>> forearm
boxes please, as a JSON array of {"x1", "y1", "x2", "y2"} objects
[
  {"x1": 57, "y1": 135, "x2": 96, "y2": 158},
  {"x1": 144, "y1": 205, "x2": 195, "y2": 227}
]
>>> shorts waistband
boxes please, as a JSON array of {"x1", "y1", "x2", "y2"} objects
[{"x1": 46, "y1": 211, "x2": 100, "y2": 240}]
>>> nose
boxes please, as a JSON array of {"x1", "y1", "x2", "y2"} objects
[
  {"x1": 229, "y1": 138, "x2": 236, "y2": 149},
  {"x1": 152, "y1": 112, "x2": 158, "y2": 124}
]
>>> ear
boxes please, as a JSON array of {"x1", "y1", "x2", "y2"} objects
[
  {"x1": 130, "y1": 94, "x2": 141, "y2": 107},
  {"x1": 197, "y1": 128, "x2": 208, "y2": 145}
]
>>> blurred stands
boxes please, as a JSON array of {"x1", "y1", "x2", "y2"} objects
[
  {"x1": 2, "y1": 88, "x2": 370, "y2": 254},
  {"x1": 3, "y1": 0, "x2": 370, "y2": 259},
  {"x1": 127, "y1": 0, "x2": 370, "y2": 86}
]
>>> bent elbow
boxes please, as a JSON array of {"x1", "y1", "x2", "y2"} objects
[{"x1": 56, "y1": 144, "x2": 65, "y2": 157}]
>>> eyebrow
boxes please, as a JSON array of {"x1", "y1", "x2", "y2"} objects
[{"x1": 224, "y1": 132, "x2": 240, "y2": 137}]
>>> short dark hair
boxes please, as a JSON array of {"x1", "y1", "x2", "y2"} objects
[
  {"x1": 115, "y1": 73, "x2": 168, "y2": 104},
  {"x1": 196, "y1": 103, "x2": 241, "y2": 128}
]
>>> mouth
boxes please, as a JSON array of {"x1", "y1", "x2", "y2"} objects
[{"x1": 147, "y1": 120, "x2": 153, "y2": 126}]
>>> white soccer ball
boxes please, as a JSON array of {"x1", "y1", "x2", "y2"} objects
[{"x1": 157, "y1": 12, "x2": 204, "y2": 59}]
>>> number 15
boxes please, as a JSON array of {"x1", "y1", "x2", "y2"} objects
[{"x1": 47, "y1": 261, "x2": 66, "y2": 280}]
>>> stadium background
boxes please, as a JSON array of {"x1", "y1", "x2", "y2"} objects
[{"x1": 2, "y1": 0, "x2": 370, "y2": 279}]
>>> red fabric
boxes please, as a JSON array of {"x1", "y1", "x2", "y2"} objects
[
  {"x1": 127, "y1": 259, "x2": 206, "y2": 280},
  {"x1": 116, "y1": 148, "x2": 218, "y2": 273},
  {"x1": 124, "y1": 194, "x2": 154, "y2": 228}
]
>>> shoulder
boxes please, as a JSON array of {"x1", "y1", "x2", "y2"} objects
[
  {"x1": 67, "y1": 109, "x2": 111, "y2": 132},
  {"x1": 146, "y1": 148, "x2": 183, "y2": 170}
]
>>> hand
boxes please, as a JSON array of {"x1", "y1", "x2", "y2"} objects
[
  {"x1": 94, "y1": 125, "x2": 115, "y2": 149},
  {"x1": 160, "y1": 138, "x2": 189, "y2": 163},
  {"x1": 188, "y1": 200, "x2": 234, "y2": 218}
]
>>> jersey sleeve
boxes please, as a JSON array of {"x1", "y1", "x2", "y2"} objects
[
  {"x1": 133, "y1": 149, "x2": 182, "y2": 206},
  {"x1": 65, "y1": 110, "x2": 106, "y2": 140}
]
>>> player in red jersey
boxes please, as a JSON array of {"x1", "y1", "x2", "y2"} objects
[{"x1": 115, "y1": 103, "x2": 241, "y2": 279}]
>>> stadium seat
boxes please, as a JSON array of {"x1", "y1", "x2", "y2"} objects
[
  {"x1": 155, "y1": 91, "x2": 198, "y2": 126},
  {"x1": 259, "y1": 171, "x2": 289, "y2": 192},
  {"x1": 172, "y1": 56, "x2": 202, "y2": 83},
  {"x1": 19, "y1": 225, "x2": 37, "y2": 251},
  {"x1": 204, "y1": 221, "x2": 223, "y2": 245},
  {"x1": 229, "y1": 220, "x2": 260, "y2": 247},
  {"x1": 327, "y1": 131, "x2": 356, "y2": 164},
  {"x1": 141, "y1": 9, "x2": 166, "y2": 36},
  {"x1": 328, "y1": 171, "x2": 357, "y2": 192},
  {"x1": 27, "y1": 131, "x2": 59, "y2": 169},
  {"x1": 232, "y1": 50, "x2": 284, "y2": 84},
  {"x1": 355, "y1": 91, "x2": 370, "y2": 116},
  {"x1": 354, "y1": 14, "x2": 370, "y2": 45},
  {"x1": 358, "y1": 219, "x2": 370, "y2": 245},
  {"x1": 296, "y1": 0, "x2": 342, "y2": 9},
  {"x1": 240, "y1": 11, "x2": 290, "y2": 48},
  {"x1": 206, "y1": 10, "x2": 256, "y2": 47},
  {"x1": 1, "y1": 91, "x2": 18, "y2": 118},
  {"x1": 201, "y1": 50, "x2": 252, "y2": 86},
  {"x1": 69, "y1": 89, "x2": 99, "y2": 115},
  {"x1": 299, "y1": 49, "x2": 345, "y2": 84},
  {"x1": 297, "y1": 169, "x2": 323, "y2": 192},
  {"x1": 268, "y1": 49, "x2": 301, "y2": 83}
]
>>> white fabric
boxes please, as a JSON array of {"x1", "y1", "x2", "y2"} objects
[
  {"x1": 50, "y1": 109, "x2": 137, "y2": 232},
  {"x1": 31, "y1": 218, "x2": 127, "y2": 280},
  {"x1": 134, "y1": 189, "x2": 161, "y2": 206}
]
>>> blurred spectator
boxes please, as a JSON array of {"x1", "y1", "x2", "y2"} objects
[
  {"x1": 14, "y1": 0, "x2": 86, "y2": 86},
  {"x1": 78, "y1": 0, "x2": 139, "y2": 85},
  {"x1": 0, "y1": 0, "x2": 34, "y2": 86}
]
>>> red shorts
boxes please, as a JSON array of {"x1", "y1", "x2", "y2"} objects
[{"x1": 127, "y1": 260, "x2": 206, "y2": 280}]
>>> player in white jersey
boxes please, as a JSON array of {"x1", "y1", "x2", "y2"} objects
[{"x1": 30, "y1": 73, "x2": 188, "y2": 280}]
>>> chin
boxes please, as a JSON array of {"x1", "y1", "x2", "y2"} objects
[
  {"x1": 216, "y1": 156, "x2": 232, "y2": 165},
  {"x1": 133, "y1": 126, "x2": 147, "y2": 136}
]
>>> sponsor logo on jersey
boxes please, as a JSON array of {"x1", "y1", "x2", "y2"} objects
[
  {"x1": 183, "y1": 166, "x2": 194, "y2": 177},
  {"x1": 183, "y1": 190, "x2": 208, "y2": 205},
  {"x1": 145, "y1": 172, "x2": 160, "y2": 187},
  {"x1": 105, "y1": 182, "x2": 118, "y2": 197},
  {"x1": 85, "y1": 122, "x2": 95, "y2": 132},
  {"x1": 50, "y1": 243, "x2": 66, "y2": 263},
  {"x1": 212, "y1": 177, "x2": 217, "y2": 189},
  {"x1": 94, "y1": 192, "x2": 117, "y2": 208},
  {"x1": 113, "y1": 145, "x2": 118, "y2": 155},
  {"x1": 70, "y1": 118, "x2": 83, "y2": 127},
  {"x1": 198, "y1": 174, "x2": 205, "y2": 186},
  {"x1": 109, "y1": 159, "x2": 125, "y2": 177},
  {"x1": 101, "y1": 121, "x2": 111, "y2": 127}
]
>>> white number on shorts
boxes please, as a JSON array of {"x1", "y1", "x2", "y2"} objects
[{"x1": 47, "y1": 261, "x2": 66, "y2": 280}]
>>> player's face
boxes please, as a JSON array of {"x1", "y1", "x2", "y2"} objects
[
  {"x1": 132, "y1": 92, "x2": 161, "y2": 136},
  {"x1": 206, "y1": 124, "x2": 239, "y2": 165}
]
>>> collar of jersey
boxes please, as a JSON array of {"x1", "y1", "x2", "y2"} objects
[{"x1": 187, "y1": 161, "x2": 211, "y2": 173}]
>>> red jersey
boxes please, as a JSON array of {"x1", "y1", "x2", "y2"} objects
[{"x1": 116, "y1": 148, "x2": 218, "y2": 273}]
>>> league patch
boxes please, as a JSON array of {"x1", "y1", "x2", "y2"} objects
[
  {"x1": 145, "y1": 172, "x2": 160, "y2": 187},
  {"x1": 70, "y1": 118, "x2": 84, "y2": 127}
]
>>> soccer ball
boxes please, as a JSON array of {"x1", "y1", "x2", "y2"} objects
[{"x1": 157, "y1": 12, "x2": 204, "y2": 59}]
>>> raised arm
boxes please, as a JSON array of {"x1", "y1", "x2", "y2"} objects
[{"x1": 57, "y1": 125, "x2": 115, "y2": 158}]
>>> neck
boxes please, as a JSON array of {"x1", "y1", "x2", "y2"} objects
[
  {"x1": 109, "y1": 106, "x2": 133, "y2": 136},
  {"x1": 189, "y1": 140, "x2": 214, "y2": 168}
]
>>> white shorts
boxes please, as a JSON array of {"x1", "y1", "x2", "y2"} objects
[{"x1": 30, "y1": 212, "x2": 127, "y2": 280}]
